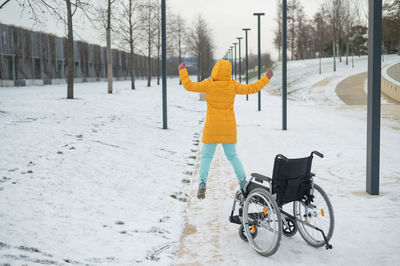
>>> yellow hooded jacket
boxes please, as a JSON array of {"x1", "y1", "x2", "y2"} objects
[{"x1": 179, "y1": 59, "x2": 270, "y2": 143}]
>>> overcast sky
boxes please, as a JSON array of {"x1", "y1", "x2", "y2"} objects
[{"x1": 2, "y1": 0, "x2": 347, "y2": 61}]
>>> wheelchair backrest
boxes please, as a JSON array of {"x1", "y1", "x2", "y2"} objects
[{"x1": 271, "y1": 155, "x2": 313, "y2": 205}]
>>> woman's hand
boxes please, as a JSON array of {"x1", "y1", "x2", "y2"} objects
[
  {"x1": 178, "y1": 62, "x2": 186, "y2": 70},
  {"x1": 265, "y1": 69, "x2": 273, "y2": 79}
]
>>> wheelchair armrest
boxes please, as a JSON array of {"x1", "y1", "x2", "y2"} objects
[{"x1": 251, "y1": 173, "x2": 272, "y2": 183}]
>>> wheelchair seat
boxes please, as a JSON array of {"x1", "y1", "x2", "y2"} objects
[{"x1": 248, "y1": 152, "x2": 324, "y2": 206}]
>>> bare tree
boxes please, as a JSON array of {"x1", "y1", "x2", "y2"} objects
[
  {"x1": 105, "y1": 0, "x2": 118, "y2": 93},
  {"x1": 139, "y1": 0, "x2": 158, "y2": 87},
  {"x1": 175, "y1": 14, "x2": 186, "y2": 67},
  {"x1": 274, "y1": 0, "x2": 283, "y2": 61},
  {"x1": 342, "y1": 0, "x2": 359, "y2": 65},
  {"x1": 295, "y1": 4, "x2": 308, "y2": 59},
  {"x1": 186, "y1": 15, "x2": 214, "y2": 81},
  {"x1": 383, "y1": 0, "x2": 400, "y2": 55},
  {"x1": 324, "y1": 0, "x2": 345, "y2": 71},
  {"x1": 15, "y1": 0, "x2": 91, "y2": 99},
  {"x1": 115, "y1": 0, "x2": 141, "y2": 90},
  {"x1": 287, "y1": 0, "x2": 299, "y2": 60},
  {"x1": 168, "y1": 13, "x2": 187, "y2": 83},
  {"x1": 90, "y1": 0, "x2": 118, "y2": 93}
]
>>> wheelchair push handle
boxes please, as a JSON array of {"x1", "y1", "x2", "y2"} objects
[
  {"x1": 276, "y1": 154, "x2": 289, "y2": 161},
  {"x1": 311, "y1": 151, "x2": 324, "y2": 158}
]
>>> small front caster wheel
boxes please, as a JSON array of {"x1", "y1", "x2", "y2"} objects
[
  {"x1": 282, "y1": 218, "x2": 297, "y2": 237},
  {"x1": 239, "y1": 224, "x2": 258, "y2": 242}
]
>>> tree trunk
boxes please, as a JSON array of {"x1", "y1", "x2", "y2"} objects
[
  {"x1": 197, "y1": 51, "x2": 200, "y2": 82},
  {"x1": 147, "y1": 4, "x2": 151, "y2": 87},
  {"x1": 106, "y1": 0, "x2": 113, "y2": 94},
  {"x1": 333, "y1": 39, "x2": 336, "y2": 72},
  {"x1": 147, "y1": 44, "x2": 151, "y2": 87},
  {"x1": 319, "y1": 54, "x2": 321, "y2": 74},
  {"x1": 178, "y1": 31, "x2": 182, "y2": 85},
  {"x1": 66, "y1": 0, "x2": 74, "y2": 99},
  {"x1": 129, "y1": 0, "x2": 135, "y2": 90},
  {"x1": 157, "y1": 27, "x2": 160, "y2": 85},
  {"x1": 346, "y1": 40, "x2": 349, "y2": 65}
]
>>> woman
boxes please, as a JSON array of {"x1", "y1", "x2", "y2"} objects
[{"x1": 178, "y1": 59, "x2": 273, "y2": 199}]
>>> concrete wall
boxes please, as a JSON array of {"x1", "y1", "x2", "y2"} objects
[
  {"x1": 381, "y1": 76, "x2": 400, "y2": 103},
  {"x1": 382, "y1": 63, "x2": 400, "y2": 103}
]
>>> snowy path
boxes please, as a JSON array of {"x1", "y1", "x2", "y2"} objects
[
  {"x1": 177, "y1": 87, "x2": 400, "y2": 265},
  {"x1": 177, "y1": 146, "x2": 242, "y2": 265}
]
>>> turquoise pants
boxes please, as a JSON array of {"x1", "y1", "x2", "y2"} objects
[{"x1": 199, "y1": 143, "x2": 246, "y2": 182}]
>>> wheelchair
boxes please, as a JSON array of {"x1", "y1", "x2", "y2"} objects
[{"x1": 229, "y1": 151, "x2": 334, "y2": 257}]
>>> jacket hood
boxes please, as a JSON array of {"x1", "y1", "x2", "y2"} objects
[{"x1": 211, "y1": 60, "x2": 232, "y2": 81}]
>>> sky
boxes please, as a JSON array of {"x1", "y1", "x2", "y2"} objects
[{"x1": 2, "y1": 0, "x2": 329, "y2": 61}]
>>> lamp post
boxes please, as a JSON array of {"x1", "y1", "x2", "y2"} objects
[
  {"x1": 230, "y1": 46, "x2": 234, "y2": 78},
  {"x1": 237, "y1": 37, "x2": 243, "y2": 84},
  {"x1": 282, "y1": 1, "x2": 287, "y2": 130},
  {"x1": 366, "y1": 0, "x2": 382, "y2": 195},
  {"x1": 161, "y1": 0, "x2": 167, "y2": 129},
  {"x1": 253, "y1": 12, "x2": 265, "y2": 111},
  {"x1": 243, "y1": 28, "x2": 250, "y2": 101},
  {"x1": 233, "y1": 42, "x2": 238, "y2": 80}
]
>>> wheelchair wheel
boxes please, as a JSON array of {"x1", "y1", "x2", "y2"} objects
[
  {"x1": 282, "y1": 218, "x2": 297, "y2": 237},
  {"x1": 243, "y1": 188, "x2": 282, "y2": 256},
  {"x1": 239, "y1": 224, "x2": 258, "y2": 242},
  {"x1": 293, "y1": 183, "x2": 335, "y2": 248}
]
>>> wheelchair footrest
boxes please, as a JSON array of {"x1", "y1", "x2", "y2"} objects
[
  {"x1": 315, "y1": 227, "x2": 333, "y2": 250},
  {"x1": 229, "y1": 215, "x2": 241, "y2": 225}
]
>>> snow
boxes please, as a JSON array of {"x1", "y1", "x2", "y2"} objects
[
  {"x1": 0, "y1": 79, "x2": 205, "y2": 265},
  {"x1": 1, "y1": 54, "x2": 400, "y2": 265}
]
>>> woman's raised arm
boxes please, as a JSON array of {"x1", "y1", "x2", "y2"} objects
[
  {"x1": 178, "y1": 63, "x2": 210, "y2": 93},
  {"x1": 234, "y1": 69, "x2": 273, "y2": 95}
]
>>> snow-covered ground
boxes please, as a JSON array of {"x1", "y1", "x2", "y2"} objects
[
  {"x1": 178, "y1": 85, "x2": 400, "y2": 266},
  {"x1": 1, "y1": 54, "x2": 400, "y2": 265},
  {"x1": 0, "y1": 79, "x2": 205, "y2": 265}
]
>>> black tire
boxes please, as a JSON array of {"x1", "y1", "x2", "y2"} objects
[
  {"x1": 293, "y1": 183, "x2": 335, "y2": 248},
  {"x1": 282, "y1": 218, "x2": 297, "y2": 237},
  {"x1": 243, "y1": 188, "x2": 282, "y2": 257},
  {"x1": 239, "y1": 224, "x2": 258, "y2": 242}
]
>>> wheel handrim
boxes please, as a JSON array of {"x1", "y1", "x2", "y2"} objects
[
  {"x1": 294, "y1": 185, "x2": 334, "y2": 246},
  {"x1": 243, "y1": 190, "x2": 281, "y2": 255}
]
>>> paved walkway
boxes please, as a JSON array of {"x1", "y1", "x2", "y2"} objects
[
  {"x1": 335, "y1": 72, "x2": 367, "y2": 105},
  {"x1": 176, "y1": 146, "x2": 247, "y2": 265},
  {"x1": 334, "y1": 71, "x2": 400, "y2": 126}
]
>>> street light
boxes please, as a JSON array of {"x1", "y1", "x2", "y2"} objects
[
  {"x1": 233, "y1": 42, "x2": 238, "y2": 80},
  {"x1": 366, "y1": 0, "x2": 383, "y2": 195},
  {"x1": 253, "y1": 12, "x2": 265, "y2": 111},
  {"x1": 282, "y1": 2, "x2": 287, "y2": 130},
  {"x1": 242, "y1": 28, "x2": 251, "y2": 101},
  {"x1": 161, "y1": 0, "x2": 167, "y2": 129},
  {"x1": 237, "y1": 37, "x2": 243, "y2": 84},
  {"x1": 230, "y1": 46, "x2": 234, "y2": 78}
]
